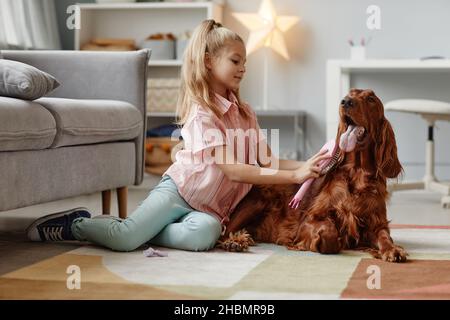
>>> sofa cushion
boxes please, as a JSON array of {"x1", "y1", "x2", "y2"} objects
[
  {"x1": 0, "y1": 96, "x2": 57, "y2": 151},
  {"x1": 34, "y1": 97, "x2": 143, "y2": 148},
  {"x1": 0, "y1": 59, "x2": 60, "y2": 100}
]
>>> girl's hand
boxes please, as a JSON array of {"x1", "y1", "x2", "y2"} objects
[{"x1": 292, "y1": 149, "x2": 330, "y2": 184}]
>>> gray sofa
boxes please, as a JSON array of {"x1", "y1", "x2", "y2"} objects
[{"x1": 0, "y1": 49, "x2": 151, "y2": 218}]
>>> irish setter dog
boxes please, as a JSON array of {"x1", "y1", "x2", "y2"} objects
[{"x1": 218, "y1": 89, "x2": 408, "y2": 263}]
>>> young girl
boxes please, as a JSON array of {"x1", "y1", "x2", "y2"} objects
[{"x1": 27, "y1": 20, "x2": 328, "y2": 252}]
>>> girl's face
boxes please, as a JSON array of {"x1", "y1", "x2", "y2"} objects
[{"x1": 207, "y1": 40, "x2": 246, "y2": 96}]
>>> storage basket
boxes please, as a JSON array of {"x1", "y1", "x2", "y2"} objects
[
  {"x1": 145, "y1": 137, "x2": 179, "y2": 165},
  {"x1": 145, "y1": 137, "x2": 183, "y2": 176},
  {"x1": 147, "y1": 78, "x2": 180, "y2": 112}
]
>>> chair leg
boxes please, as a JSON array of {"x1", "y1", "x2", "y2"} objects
[
  {"x1": 102, "y1": 190, "x2": 111, "y2": 215},
  {"x1": 424, "y1": 125, "x2": 437, "y2": 186},
  {"x1": 117, "y1": 186, "x2": 128, "y2": 219},
  {"x1": 389, "y1": 123, "x2": 435, "y2": 194},
  {"x1": 423, "y1": 123, "x2": 450, "y2": 197},
  {"x1": 442, "y1": 196, "x2": 450, "y2": 209},
  {"x1": 429, "y1": 181, "x2": 450, "y2": 195},
  {"x1": 388, "y1": 181, "x2": 425, "y2": 193}
]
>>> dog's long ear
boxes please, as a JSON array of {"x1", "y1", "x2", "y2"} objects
[
  {"x1": 335, "y1": 118, "x2": 347, "y2": 144},
  {"x1": 375, "y1": 118, "x2": 403, "y2": 178}
]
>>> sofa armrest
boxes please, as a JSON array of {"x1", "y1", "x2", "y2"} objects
[
  {"x1": 1, "y1": 49, "x2": 151, "y2": 117},
  {"x1": 2, "y1": 49, "x2": 151, "y2": 186}
]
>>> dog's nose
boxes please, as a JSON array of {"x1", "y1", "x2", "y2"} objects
[{"x1": 341, "y1": 97, "x2": 354, "y2": 108}]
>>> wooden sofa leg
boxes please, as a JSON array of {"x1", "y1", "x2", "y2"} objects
[
  {"x1": 102, "y1": 190, "x2": 111, "y2": 215},
  {"x1": 117, "y1": 186, "x2": 128, "y2": 219}
]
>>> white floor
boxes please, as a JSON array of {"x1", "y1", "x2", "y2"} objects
[{"x1": 1, "y1": 173, "x2": 450, "y2": 232}]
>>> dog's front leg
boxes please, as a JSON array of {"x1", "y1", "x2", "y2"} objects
[
  {"x1": 369, "y1": 228, "x2": 408, "y2": 263},
  {"x1": 216, "y1": 187, "x2": 265, "y2": 251},
  {"x1": 216, "y1": 208, "x2": 258, "y2": 252}
]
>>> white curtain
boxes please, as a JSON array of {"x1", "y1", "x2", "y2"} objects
[{"x1": 0, "y1": 0, "x2": 61, "y2": 50}]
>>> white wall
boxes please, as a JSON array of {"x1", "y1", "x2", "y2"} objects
[{"x1": 224, "y1": 0, "x2": 450, "y2": 181}]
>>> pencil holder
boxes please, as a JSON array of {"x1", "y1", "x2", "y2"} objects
[{"x1": 350, "y1": 46, "x2": 366, "y2": 60}]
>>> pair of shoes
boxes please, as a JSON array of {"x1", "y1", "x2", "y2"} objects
[{"x1": 26, "y1": 207, "x2": 91, "y2": 242}]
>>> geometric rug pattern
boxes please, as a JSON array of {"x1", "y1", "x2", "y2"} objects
[{"x1": 1, "y1": 226, "x2": 450, "y2": 299}]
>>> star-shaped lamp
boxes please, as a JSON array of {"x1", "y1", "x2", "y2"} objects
[
  {"x1": 233, "y1": 0, "x2": 300, "y2": 60},
  {"x1": 233, "y1": 0, "x2": 299, "y2": 109}
]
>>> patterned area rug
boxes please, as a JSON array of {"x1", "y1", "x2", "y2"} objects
[{"x1": 1, "y1": 226, "x2": 450, "y2": 300}]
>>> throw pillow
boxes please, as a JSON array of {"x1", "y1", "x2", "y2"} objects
[{"x1": 0, "y1": 59, "x2": 60, "y2": 100}]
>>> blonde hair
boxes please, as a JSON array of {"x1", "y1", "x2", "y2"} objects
[{"x1": 176, "y1": 19, "x2": 251, "y2": 125}]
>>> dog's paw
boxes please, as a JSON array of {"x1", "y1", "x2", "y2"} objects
[
  {"x1": 217, "y1": 239, "x2": 247, "y2": 252},
  {"x1": 380, "y1": 245, "x2": 408, "y2": 263},
  {"x1": 216, "y1": 229, "x2": 255, "y2": 252}
]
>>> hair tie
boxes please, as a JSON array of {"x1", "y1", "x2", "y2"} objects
[{"x1": 212, "y1": 21, "x2": 222, "y2": 29}]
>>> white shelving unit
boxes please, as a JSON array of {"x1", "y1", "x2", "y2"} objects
[{"x1": 74, "y1": 1, "x2": 224, "y2": 67}]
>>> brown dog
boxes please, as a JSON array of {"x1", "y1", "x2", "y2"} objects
[{"x1": 218, "y1": 89, "x2": 408, "y2": 263}]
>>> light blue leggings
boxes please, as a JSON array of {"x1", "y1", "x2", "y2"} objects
[{"x1": 71, "y1": 175, "x2": 222, "y2": 252}]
